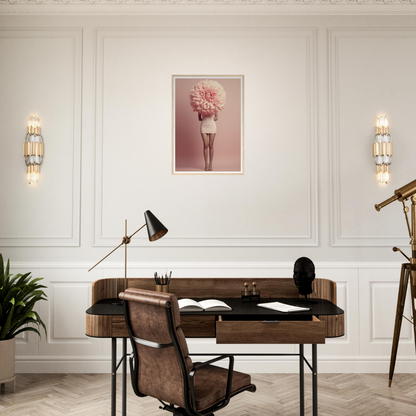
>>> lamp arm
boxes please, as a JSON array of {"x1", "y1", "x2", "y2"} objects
[
  {"x1": 88, "y1": 240, "x2": 125, "y2": 272},
  {"x1": 128, "y1": 223, "x2": 146, "y2": 240},
  {"x1": 88, "y1": 223, "x2": 146, "y2": 273}
]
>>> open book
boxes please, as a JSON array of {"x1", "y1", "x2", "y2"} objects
[
  {"x1": 178, "y1": 299, "x2": 232, "y2": 312},
  {"x1": 257, "y1": 301, "x2": 310, "y2": 313}
]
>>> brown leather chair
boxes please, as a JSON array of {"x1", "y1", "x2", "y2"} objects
[{"x1": 119, "y1": 288, "x2": 256, "y2": 416}]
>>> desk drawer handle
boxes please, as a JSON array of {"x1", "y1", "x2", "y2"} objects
[{"x1": 262, "y1": 320, "x2": 280, "y2": 323}]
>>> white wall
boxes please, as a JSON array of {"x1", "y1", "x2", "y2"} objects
[{"x1": 1, "y1": 9, "x2": 416, "y2": 373}]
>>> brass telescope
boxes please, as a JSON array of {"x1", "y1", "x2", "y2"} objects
[
  {"x1": 375, "y1": 178, "x2": 416, "y2": 387},
  {"x1": 375, "y1": 178, "x2": 416, "y2": 211}
]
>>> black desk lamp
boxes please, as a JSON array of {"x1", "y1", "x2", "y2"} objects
[{"x1": 88, "y1": 210, "x2": 168, "y2": 302}]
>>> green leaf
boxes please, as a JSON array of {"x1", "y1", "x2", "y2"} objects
[
  {"x1": 0, "y1": 301, "x2": 15, "y2": 339},
  {"x1": 5, "y1": 258, "x2": 10, "y2": 279},
  {"x1": 11, "y1": 273, "x2": 31, "y2": 288},
  {"x1": 0, "y1": 254, "x2": 4, "y2": 286},
  {"x1": 12, "y1": 326, "x2": 42, "y2": 338},
  {"x1": 4, "y1": 288, "x2": 20, "y2": 304},
  {"x1": 33, "y1": 311, "x2": 47, "y2": 337},
  {"x1": 0, "y1": 257, "x2": 48, "y2": 340}
]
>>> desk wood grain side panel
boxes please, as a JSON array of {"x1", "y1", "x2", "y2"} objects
[
  {"x1": 306, "y1": 279, "x2": 344, "y2": 337},
  {"x1": 318, "y1": 314, "x2": 345, "y2": 338},
  {"x1": 308, "y1": 279, "x2": 337, "y2": 304},
  {"x1": 112, "y1": 316, "x2": 129, "y2": 338},
  {"x1": 86, "y1": 315, "x2": 113, "y2": 337},
  {"x1": 216, "y1": 316, "x2": 326, "y2": 344},
  {"x1": 92, "y1": 278, "x2": 301, "y2": 303}
]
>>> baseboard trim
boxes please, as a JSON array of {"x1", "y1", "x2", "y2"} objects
[{"x1": 15, "y1": 357, "x2": 416, "y2": 374}]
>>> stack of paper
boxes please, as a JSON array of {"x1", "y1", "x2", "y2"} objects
[{"x1": 257, "y1": 301, "x2": 310, "y2": 313}]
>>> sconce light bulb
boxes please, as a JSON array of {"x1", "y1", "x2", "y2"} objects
[
  {"x1": 377, "y1": 171, "x2": 389, "y2": 185},
  {"x1": 27, "y1": 171, "x2": 39, "y2": 185}
]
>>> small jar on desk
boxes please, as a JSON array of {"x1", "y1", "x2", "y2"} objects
[{"x1": 156, "y1": 284, "x2": 169, "y2": 293}]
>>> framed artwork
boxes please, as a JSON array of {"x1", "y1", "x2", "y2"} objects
[{"x1": 172, "y1": 75, "x2": 244, "y2": 174}]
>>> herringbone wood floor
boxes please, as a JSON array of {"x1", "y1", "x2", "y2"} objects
[{"x1": 1, "y1": 373, "x2": 416, "y2": 415}]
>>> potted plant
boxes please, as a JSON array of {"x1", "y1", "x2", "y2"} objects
[{"x1": 0, "y1": 254, "x2": 47, "y2": 386}]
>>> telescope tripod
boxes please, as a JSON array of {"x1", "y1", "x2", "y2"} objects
[
  {"x1": 375, "y1": 182, "x2": 416, "y2": 386},
  {"x1": 388, "y1": 262, "x2": 416, "y2": 387}
]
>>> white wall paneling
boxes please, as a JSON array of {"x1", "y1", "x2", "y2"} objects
[
  {"x1": 94, "y1": 28, "x2": 318, "y2": 247},
  {"x1": 50, "y1": 282, "x2": 91, "y2": 341},
  {"x1": 359, "y1": 268, "x2": 415, "y2": 360},
  {"x1": 0, "y1": 28, "x2": 82, "y2": 247},
  {"x1": 36, "y1": 268, "x2": 104, "y2": 360},
  {"x1": 329, "y1": 28, "x2": 416, "y2": 247},
  {"x1": 10, "y1": 261, "x2": 415, "y2": 374},
  {"x1": 2, "y1": 14, "x2": 416, "y2": 374}
]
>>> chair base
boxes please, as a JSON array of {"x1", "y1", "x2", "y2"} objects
[{"x1": 159, "y1": 402, "x2": 214, "y2": 416}]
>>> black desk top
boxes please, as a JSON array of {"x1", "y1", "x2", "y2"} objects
[{"x1": 86, "y1": 298, "x2": 343, "y2": 318}]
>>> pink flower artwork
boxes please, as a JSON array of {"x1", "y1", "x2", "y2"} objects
[{"x1": 189, "y1": 79, "x2": 226, "y2": 116}]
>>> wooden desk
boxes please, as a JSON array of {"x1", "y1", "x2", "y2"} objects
[{"x1": 86, "y1": 278, "x2": 344, "y2": 416}]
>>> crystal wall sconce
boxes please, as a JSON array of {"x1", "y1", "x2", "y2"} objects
[
  {"x1": 373, "y1": 115, "x2": 392, "y2": 184},
  {"x1": 24, "y1": 116, "x2": 44, "y2": 185}
]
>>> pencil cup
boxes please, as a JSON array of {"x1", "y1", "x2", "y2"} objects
[{"x1": 156, "y1": 285, "x2": 169, "y2": 293}]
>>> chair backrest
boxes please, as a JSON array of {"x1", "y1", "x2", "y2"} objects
[{"x1": 119, "y1": 288, "x2": 193, "y2": 409}]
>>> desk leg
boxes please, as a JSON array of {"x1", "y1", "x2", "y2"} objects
[
  {"x1": 111, "y1": 338, "x2": 117, "y2": 416},
  {"x1": 312, "y1": 344, "x2": 318, "y2": 416},
  {"x1": 299, "y1": 344, "x2": 304, "y2": 416},
  {"x1": 122, "y1": 338, "x2": 127, "y2": 416}
]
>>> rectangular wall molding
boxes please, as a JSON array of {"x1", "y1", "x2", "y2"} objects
[
  {"x1": 12, "y1": 261, "x2": 415, "y2": 374},
  {"x1": 0, "y1": 28, "x2": 82, "y2": 247},
  {"x1": 93, "y1": 28, "x2": 318, "y2": 248},
  {"x1": 329, "y1": 28, "x2": 416, "y2": 247}
]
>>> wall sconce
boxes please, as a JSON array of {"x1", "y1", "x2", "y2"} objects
[
  {"x1": 24, "y1": 116, "x2": 44, "y2": 185},
  {"x1": 373, "y1": 115, "x2": 392, "y2": 184}
]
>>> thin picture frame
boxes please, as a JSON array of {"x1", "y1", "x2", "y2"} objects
[{"x1": 172, "y1": 75, "x2": 244, "y2": 175}]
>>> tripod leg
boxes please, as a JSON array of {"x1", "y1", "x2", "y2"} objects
[
  {"x1": 389, "y1": 264, "x2": 409, "y2": 387},
  {"x1": 410, "y1": 269, "x2": 416, "y2": 354}
]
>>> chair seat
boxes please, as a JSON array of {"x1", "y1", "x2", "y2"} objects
[{"x1": 192, "y1": 364, "x2": 255, "y2": 412}]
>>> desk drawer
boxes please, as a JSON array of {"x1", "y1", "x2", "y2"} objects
[
  {"x1": 216, "y1": 316, "x2": 325, "y2": 344},
  {"x1": 181, "y1": 315, "x2": 216, "y2": 338}
]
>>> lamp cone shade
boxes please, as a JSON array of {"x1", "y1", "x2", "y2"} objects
[{"x1": 144, "y1": 210, "x2": 168, "y2": 242}]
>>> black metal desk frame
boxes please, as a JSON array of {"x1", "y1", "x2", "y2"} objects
[{"x1": 111, "y1": 341, "x2": 317, "y2": 416}]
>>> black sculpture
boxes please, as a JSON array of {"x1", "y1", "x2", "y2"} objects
[{"x1": 293, "y1": 257, "x2": 315, "y2": 297}]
